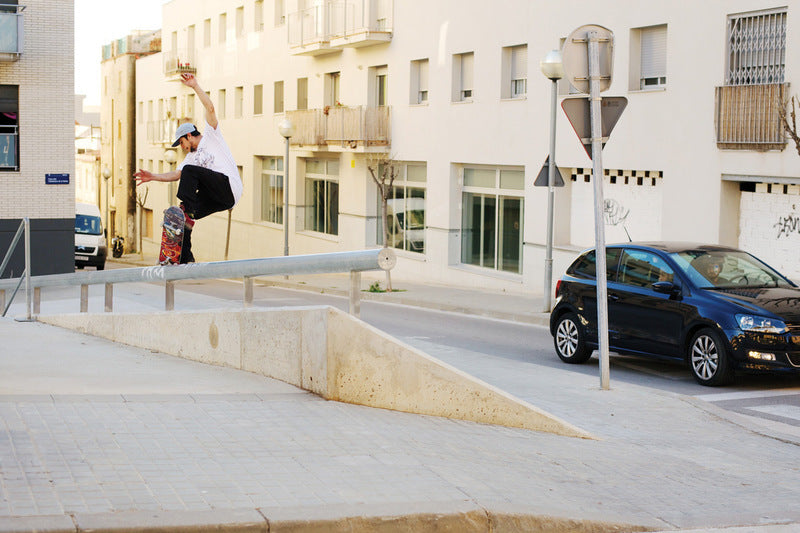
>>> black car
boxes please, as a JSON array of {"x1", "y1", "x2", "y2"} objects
[{"x1": 550, "y1": 242, "x2": 800, "y2": 386}]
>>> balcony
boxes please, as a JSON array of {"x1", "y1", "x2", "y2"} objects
[
  {"x1": 285, "y1": 105, "x2": 390, "y2": 149},
  {"x1": 0, "y1": 125, "x2": 18, "y2": 170},
  {"x1": 329, "y1": 0, "x2": 392, "y2": 49},
  {"x1": 163, "y1": 49, "x2": 197, "y2": 79},
  {"x1": 715, "y1": 83, "x2": 788, "y2": 151},
  {"x1": 287, "y1": 4, "x2": 336, "y2": 56},
  {"x1": 288, "y1": 0, "x2": 392, "y2": 56},
  {"x1": 0, "y1": 4, "x2": 24, "y2": 61},
  {"x1": 146, "y1": 119, "x2": 178, "y2": 146}
]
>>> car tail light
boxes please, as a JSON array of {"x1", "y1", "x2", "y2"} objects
[{"x1": 555, "y1": 279, "x2": 562, "y2": 298}]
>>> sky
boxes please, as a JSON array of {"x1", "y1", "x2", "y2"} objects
[{"x1": 74, "y1": 0, "x2": 170, "y2": 108}]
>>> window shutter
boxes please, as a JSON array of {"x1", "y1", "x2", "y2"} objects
[
  {"x1": 641, "y1": 26, "x2": 667, "y2": 79},
  {"x1": 461, "y1": 53, "x2": 474, "y2": 91},
  {"x1": 419, "y1": 60, "x2": 429, "y2": 92},
  {"x1": 511, "y1": 45, "x2": 527, "y2": 80}
]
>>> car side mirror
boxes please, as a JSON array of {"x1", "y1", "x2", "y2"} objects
[{"x1": 652, "y1": 281, "x2": 681, "y2": 296}]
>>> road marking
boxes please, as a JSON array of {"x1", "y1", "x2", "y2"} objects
[
  {"x1": 748, "y1": 404, "x2": 800, "y2": 422},
  {"x1": 693, "y1": 389, "x2": 800, "y2": 402}
]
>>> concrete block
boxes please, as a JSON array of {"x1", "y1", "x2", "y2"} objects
[
  {"x1": 300, "y1": 307, "x2": 328, "y2": 396},
  {"x1": 74, "y1": 508, "x2": 267, "y2": 532},
  {"x1": 241, "y1": 307, "x2": 303, "y2": 383},
  {"x1": 0, "y1": 514, "x2": 76, "y2": 533}
]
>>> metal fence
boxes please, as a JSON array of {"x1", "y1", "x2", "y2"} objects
[{"x1": 0, "y1": 249, "x2": 396, "y2": 319}]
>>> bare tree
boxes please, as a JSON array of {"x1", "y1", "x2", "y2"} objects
[
  {"x1": 135, "y1": 187, "x2": 148, "y2": 256},
  {"x1": 779, "y1": 95, "x2": 800, "y2": 156},
  {"x1": 367, "y1": 153, "x2": 399, "y2": 292}
]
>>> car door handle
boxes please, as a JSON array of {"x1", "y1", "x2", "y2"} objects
[{"x1": 608, "y1": 293, "x2": 620, "y2": 302}]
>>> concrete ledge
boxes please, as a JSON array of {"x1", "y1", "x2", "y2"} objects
[{"x1": 39, "y1": 306, "x2": 591, "y2": 438}]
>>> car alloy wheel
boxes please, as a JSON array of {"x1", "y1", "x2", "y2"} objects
[
  {"x1": 689, "y1": 328, "x2": 733, "y2": 386},
  {"x1": 554, "y1": 312, "x2": 591, "y2": 364}
]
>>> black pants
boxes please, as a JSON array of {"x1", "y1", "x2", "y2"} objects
[
  {"x1": 177, "y1": 165, "x2": 235, "y2": 263},
  {"x1": 177, "y1": 165, "x2": 235, "y2": 220}
]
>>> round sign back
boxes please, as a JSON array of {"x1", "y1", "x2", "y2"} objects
[{"x1": 561, "y1": 24, "x2": 614, "y2": 94}]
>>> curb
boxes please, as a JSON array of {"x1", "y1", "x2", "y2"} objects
[{"x1": 0, "y1": 502, "x2": 657, "y2": 533}]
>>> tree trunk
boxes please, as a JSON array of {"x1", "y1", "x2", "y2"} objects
[{"x1": 380, "y1": 195, "x2": 393, "y2": 292}]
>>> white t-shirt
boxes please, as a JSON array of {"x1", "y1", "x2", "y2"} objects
[{"x1": 178, "y1": 121, "x2": 242, "y2": 205}]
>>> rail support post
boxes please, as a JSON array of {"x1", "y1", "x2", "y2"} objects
[
  {"x1": 349, "y1": 270, "x2": 361, "y2": 318},
  {"x1": 80, "y1": 284, "x2": 89, "y2": 313},
  {"x1": 165, "y1": 281, "x2": 175, "y2": 311},
  {"x1": 104, "y1": 283, "x2": 113, "y2": 312},
  {"x1": 243, "y1": 276, "x2": 254, "y2": 307}
]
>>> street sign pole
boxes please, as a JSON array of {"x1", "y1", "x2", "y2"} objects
[
  {"x1": 544, "y1": 77, "x2": 558, "y2": 312},
  {"x1": 588, "y1": 31, "x2": 611, "y2": 390}
]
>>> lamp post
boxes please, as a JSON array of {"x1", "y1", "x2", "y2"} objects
[
  {"x1": 102, "y1": 166, "x2": 112, "y2": 236},
  {"x1": 278, "y1": 118, "x2": 295, "y2": 257},
  {"x1": 164, "y1": 148, "x2": 178, "y2": 202},
  {"x1": 540, "y1": 49, "x2": 564, "y2": 313}
]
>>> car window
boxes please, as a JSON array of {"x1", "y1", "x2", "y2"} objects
[
  {"x1": 568, "y1": 248, "x2": 621, "y2": 281},
  {"x1": 75, "y1": 214, "x2": 103, "y2": 236},
  {"x1": 672, "y1": 250, "x2": 792, "y2": 289},
  {"x1": 618, "y1": 249, "x2": 674, "y2": 288}
]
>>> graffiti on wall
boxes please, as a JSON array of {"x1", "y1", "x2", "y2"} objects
[
  {"x1": 604, "y1": 198, "x2": 632, "y2": 241},
  {"x1": 774, "y1": 212, "x2": 800, "y2": 238}
]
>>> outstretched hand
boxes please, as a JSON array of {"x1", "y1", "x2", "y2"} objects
[{"x1": 134, "y1": 169, "x2": 154, "y2": 185}]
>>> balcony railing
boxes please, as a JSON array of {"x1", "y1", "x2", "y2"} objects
[
  {"x1": 329, "y1": 0, "x2": 392, "y2": 47},
  {"x1": 0, "y1": 125, "x2": 18, "y2": 170},
  {"x1": 0, "y1": 4, "x2": 24, "y2": 60},
  {"x1": 163, "y1": 49, "x2": 197, "y2": 78},
  {"x1": 146, "y1": 119, "x2": 178, "y2": 145},
  {"x1": 715, "y1": 83, "x2": 788, "y2": 150},
  {"x1": 285, "y1": 106, "x2": 390, "y2": 148},
  {"x1": 288, "y1": 0, "x2": 392, "y2": 54}
]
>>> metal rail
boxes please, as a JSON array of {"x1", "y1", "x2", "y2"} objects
[
  {"x1": 0, "y1": 248, "x2": 396, "y2": 318},
  {"x1": 0, "y1": 218, "x2": 31, "y2": 320}
]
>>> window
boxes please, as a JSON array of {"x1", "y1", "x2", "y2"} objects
[
  {"x1": 640, "y1": 25, "x2": 667, "y2": 89},
  {"x1": 0, "y1": 85, "x2": 18, "y2": 171},
  {"x1": 274, "y1": 81, "x2": 284, "y2": 113},
  {"x1": 410, "y1": 59, "x2": 429, "y2": 104},
  {"x1": 235, "y1": 6, "x2": 244, "y2": 38},
  {"x1": 219, "y1": 13, "x2": 227, "y2": 44},
  {"x1": 218, "y1": 89, "x2": 226, "y2": 119},
  {"x1": 502, "y1": 45, "x2": 527, "y2": 99},
  {"x1": 726, "y1": 8, "x2": 786, "y2": 85},
  {"x1": 254, "y1": 0, "x2": 264, "y2": 31},
  {"x1": 325, "y1": 72, "x2": 340, "y2": 106},
  {"x1": 305, "y1": 159, "x2": 339, "y2": 235},
  {"x1": 568, "y1": 248, "x2": 622, "y2": 280},
  {"x1": 185, "y1": 94, "x2": 195, "y2": 120},
  {"x1": 377, "y1": 163, "x2": 427, "y2": 253},
  {"x1": 297, "y1": 78, "x2": 308, "y2": 110},
  {"x1": 618, "y1": 249, "x2": 674, "y2": 288},
  {"x1": 203, "y1": 18, "x2": 211, "y2": 47},
  {"x1": 260, "y1": 156, "x2": 284, "y2": 224},
  {"x1": 370, "y1": 65, "x2": 388, "y2": 107},
  {"x1": 253, "y1": 84, "x2": 263, "y2": 115},
  {"x1": 453, "y1": 52, "x2": 474, "y2": 102},
  {"x1": 461, "y1": 167, "x2": 524, "y2": 273},
  {"x1": 234, "y1": 86, "x2": 243, "y2": 118}
]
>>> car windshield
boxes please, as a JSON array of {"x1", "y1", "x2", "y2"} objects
[
  {"x1": 75, "y1": 214, "x2": 103, "y2": 236},
  {"x1": 670, "y1": 250, "x2": 792, "y2": 289}
]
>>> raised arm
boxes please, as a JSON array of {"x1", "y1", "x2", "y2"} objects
[{"x1": 180, "y1": 73, "x2": 218, "y2": 129}]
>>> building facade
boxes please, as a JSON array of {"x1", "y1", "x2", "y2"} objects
[
  {"x1": 101, "y1": 30, "x2": 161, "y2": 251},
  {"x1": 0, "y1": 0, "x2": 75, "y2": 277},
  {"x1": 133, "y1": 0, "x2": 800, "y2": 295}
]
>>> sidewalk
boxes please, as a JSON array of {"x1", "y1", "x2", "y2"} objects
[{"x1": 1, "y1": 258, "x2": 800, "y2": 532}]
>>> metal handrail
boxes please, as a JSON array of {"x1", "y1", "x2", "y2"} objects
[
  {"x1": 0, "y1": 248, "x2": 396, "y2": 318},
  {"x1": 0, "y1": 218, "x2": 31, "y2": 319}
]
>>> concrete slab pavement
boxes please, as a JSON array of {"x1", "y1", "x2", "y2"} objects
[{"x1": 2, "y1": 260, "x2": 800, "y2": 532}]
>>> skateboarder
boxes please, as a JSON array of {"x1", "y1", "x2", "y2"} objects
[{"x1": 134, "y1": 73, "x2": 242, "y2": 263}]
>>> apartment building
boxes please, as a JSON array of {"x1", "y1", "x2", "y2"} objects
[
  {"x1": 0, "y1": 0, "x2": 75, "y2": 277},
  {"x1": 133, "y1": 0, "x2": 800, "y2": 294},
  {"x1": 100, "y1": 30, "x2": 161, "y2": 251}
]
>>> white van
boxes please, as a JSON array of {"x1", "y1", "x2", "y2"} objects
[{"x1": 74, "y1": 202, "x2": 107, "y2": 270}]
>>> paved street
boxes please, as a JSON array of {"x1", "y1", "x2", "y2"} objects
[{"x1": 1, "y1": 268, "x2": 800, "y2": 531}]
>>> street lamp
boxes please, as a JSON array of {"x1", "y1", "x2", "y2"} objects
[
  {"x1": 278, "y1": 118, "x2": 295, "y2": 257},
  {"x1": 102, "y1": 166, "x2": 112, "y2": 237},
  {"x1": 540, "y1": 49, "x2": 564, "y2": 313},
  {"x1": 164, "y1": 149, "x2": 178, "y2": 202}
]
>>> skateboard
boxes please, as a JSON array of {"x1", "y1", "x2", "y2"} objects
[{"x1": 158, "y1": 206, "x2": 185, "y2": 265}]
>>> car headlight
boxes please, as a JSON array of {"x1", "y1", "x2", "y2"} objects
[{"x1": 736, "y1": 314, "x2": 788, "y2": 334}]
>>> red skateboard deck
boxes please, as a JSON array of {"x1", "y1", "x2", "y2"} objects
[{"x1": 158, "y1": 206, "x2": 185, "y2": 265}]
